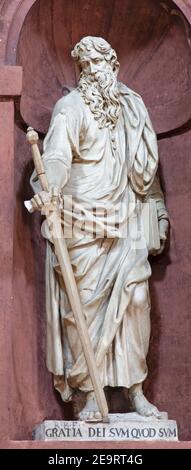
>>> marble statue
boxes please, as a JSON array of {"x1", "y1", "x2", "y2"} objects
[{"x1": 30, "y1": 36, "x2": 169, "y2": 421}]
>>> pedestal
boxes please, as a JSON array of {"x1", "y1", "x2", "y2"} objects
[{"x1": 33, "y1": 413, "x2": 178, "y2": 442}]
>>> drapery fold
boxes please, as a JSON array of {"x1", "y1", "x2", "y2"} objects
[{"x1": 30, "y1": 84, "x2": 167, "y2": 399}]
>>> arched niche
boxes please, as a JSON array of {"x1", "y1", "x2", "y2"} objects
[
  {"x1": 1, "y1": 0, "x2": 191, "y2": 442},
  {"x1": 2, "y1": 1, "x2": 191, "y2": 63},
  {"x1": 15, "y1": 0, "x2": 191, "y2": 135}
]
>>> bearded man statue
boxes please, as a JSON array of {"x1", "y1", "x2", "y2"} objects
[{"x1": 30, "y1": 36, "x2": 169, "y2": 421}]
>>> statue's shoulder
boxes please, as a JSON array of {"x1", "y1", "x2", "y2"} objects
[
  {"x1": 118, "y1": 82, "x2": 143, "y2": 100},
  {"x1": 52, "y1": 89, "x2": 83, "y2": 119},
  {"x1": 118, "y1": 82, "x2": 147, "y2": 113}
]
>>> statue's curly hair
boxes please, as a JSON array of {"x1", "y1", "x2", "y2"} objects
[{"x1": 71, "y1": 36, "x2": 119, "y2": 73}]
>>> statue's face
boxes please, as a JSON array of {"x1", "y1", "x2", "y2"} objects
[{"x1": 80, "y1": 50, "x2": 112, "y2": 78}]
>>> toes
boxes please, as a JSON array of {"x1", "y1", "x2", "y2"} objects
[
  {"x1": 80, "y1": 412, "x2": 102, "y2": 422},
  {"x1": 144, "y1": 406, "x2": 162, "y2": 419},
  {"x1": 139, "y1": 406, "x2": 150, "y2": 417},
  {"x1": 85, "y1": 411, "x2": 102, "y2": 422},
  {"x1": 148, "y1": 406, "x2": 160, "y2": 417},
  {"x1": 79, "y1": 410, "x2": 102, "y2": 422},
  {"x1": 79, "y1": 411, "x2": 89, "y2": 421},
  {"x1": 136, "y1": 403, "x2": 162, "y2": 419},
  {"x1": 152, "y1": 409, "x2": 162, "y2": 419},
  {"x1": 145, "y1": 409, "x2": 155, "y2": 417}
]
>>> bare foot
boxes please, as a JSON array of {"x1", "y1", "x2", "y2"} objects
[
  {"x1": 78, "y1": 391, "x2": 102, "y2": 422},
  {"x1": 129, "y1": 390, "x2": 162, "y2": 419}
]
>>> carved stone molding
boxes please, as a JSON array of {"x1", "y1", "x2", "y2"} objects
[
  {"x1": 0, "y1": 0, "x2": 190, "y2": 65},
  {"x1": 173, "y1": 0, "x2": 191, "y2": 22},
  {"x1": 10, "y1": 0, "x2": 191, "y2": 135},
  {"x1": 0, "y1": 1, "x2": 35, "y2": 64},
  {"x1": 0, "y1": 0, "x2": 191, "y2": 444}
]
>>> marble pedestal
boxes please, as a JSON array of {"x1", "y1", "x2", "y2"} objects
[{"x1": 33, "y1": 413, "x2": 178, "y2": 441}]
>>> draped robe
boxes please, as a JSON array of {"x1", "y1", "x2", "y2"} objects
[{"x1": 31, "y1": 83, "x2": 166, "y2": 401}]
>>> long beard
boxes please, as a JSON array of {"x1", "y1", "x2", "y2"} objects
[{"x1": 78, "y1": 71, "x2": 121, "y2": 130}]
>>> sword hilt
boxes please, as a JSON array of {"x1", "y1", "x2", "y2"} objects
[{"x1": 27, "y1": 127, "x2": 49, "y2": 192}]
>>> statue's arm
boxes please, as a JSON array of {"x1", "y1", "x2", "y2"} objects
[
  {"x1": 126, "y1": 92, "x2": 159, "y2": 197},
  {"x1": 29, "y1": 96, "x2": 84, "y2": 240},
  {"x1": 124, "y1": 90, "x2": 169, "y2": 254},
  {"x1": 30, "y1": 94, "x2": 84, "y2": 213},
  {"x1": 30, "y1": 111, "x2": 73, "y2": 194},
  {"x1": 144, "y1": 174, "x2": 169, "y2": 255}
]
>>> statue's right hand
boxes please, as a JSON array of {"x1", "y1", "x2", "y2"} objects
[{"x1": 30, "y1": 186, "x2": 60, "y2": 212}]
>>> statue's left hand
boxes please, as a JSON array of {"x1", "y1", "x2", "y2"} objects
[{"x1": 153, "y1": 219, "x2": 169, "y2": 256}]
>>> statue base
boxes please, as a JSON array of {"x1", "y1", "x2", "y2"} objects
[{"x1": 33, "y1": 413, "x2": 178, "y2": 441}]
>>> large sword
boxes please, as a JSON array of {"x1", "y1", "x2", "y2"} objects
[{"x1": 25, "y1": 127, "x2": 109, "y2": 422}]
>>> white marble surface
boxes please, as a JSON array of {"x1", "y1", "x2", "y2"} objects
[{"x1": 33, "y1": 413, "x2": 178, "y2": 441}]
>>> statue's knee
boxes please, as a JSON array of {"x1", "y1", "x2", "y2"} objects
[{"x1": 131, "y1": 284, "x2": 149, "y2": 310}]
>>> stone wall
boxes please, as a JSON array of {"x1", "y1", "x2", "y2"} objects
[{"x1": 0, "y1": 0, "x2": 191, "y2": 444}]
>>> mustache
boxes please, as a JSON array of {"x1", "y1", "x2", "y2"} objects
[
  {"x1": 87, "y1": 70, "x2": 116, "y2": 84},
  {"x1": 83, "y1": 71, "x2": 119, "y2": 97},
  {"x1": 78, "y1": 70, "x2": 120, "y2": 130}
]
